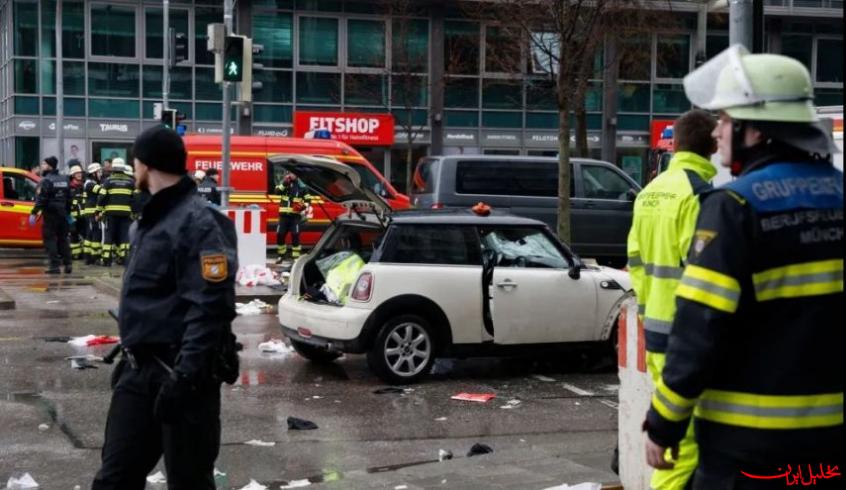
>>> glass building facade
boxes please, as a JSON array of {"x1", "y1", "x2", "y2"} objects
[{"x1": 0, "y1": 0, "x2": 842, "y2": 189}]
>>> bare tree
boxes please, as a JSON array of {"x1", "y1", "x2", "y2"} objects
[{"x1": 479, "y1": 1, "x2": 671, "y2": 243}]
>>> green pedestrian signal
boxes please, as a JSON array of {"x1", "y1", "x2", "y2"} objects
[{"x1": 223, "y1": 36, "x2": 244, "y2": 82}]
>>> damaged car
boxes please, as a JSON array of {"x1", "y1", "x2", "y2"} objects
[{"x1": 274, "y1": 155, "x2": 633, "y2": 384}]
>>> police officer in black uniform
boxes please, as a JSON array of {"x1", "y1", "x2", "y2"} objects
[
  {"x1": 92, "y1": 126, "x2": 238, "y2": 489},
  {"x1": 29, "y1": 156, "x2": 72, "y2": 274},
  {"x1": 197, "y1": 168, "x2": 221, "y2": 205}
]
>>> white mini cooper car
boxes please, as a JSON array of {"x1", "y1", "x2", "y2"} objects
[{"x1": 275, "y1": 155, "x2": 632, "y2": 384}]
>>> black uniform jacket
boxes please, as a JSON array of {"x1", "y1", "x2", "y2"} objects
[
  {"x1": 33, "y1": 170, "x2": 70, "y2": 216},
  {"x1": 119, "y1": 176, "x2": 237, "y2": 381}
]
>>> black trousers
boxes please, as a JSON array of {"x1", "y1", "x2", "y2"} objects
[
  {"x1": 92, "y1": 359, "x2": 220, "y2": 490},
  {"x1": 277, "y1": 214, "x2": 302, "y2": 249},
  {"x1": 693, "y1": 449, "x2": 844, "y2": 490},
  {"x1": 42, "y1": 212, "x2": 71, "y2": 268},
  {"x1": 103, "y1": 215, "x2": 131, "y2": 262},
  {"x1": 70, "y1": 216, "x2": 86, "y2": 258},
  {"x1": 87, "y1": 215, "x2": 103, "y2": 259}
]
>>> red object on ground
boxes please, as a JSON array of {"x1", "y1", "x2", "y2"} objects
[
  {"x1": 86, "y1": 336, "x2": 119, "y2": 346},
  {"x1": 472, "y1": 202, "x2": 492, "y2": 216},
  {"x1": 451, "y1": 393, "x2": 496, "y2": 403}
]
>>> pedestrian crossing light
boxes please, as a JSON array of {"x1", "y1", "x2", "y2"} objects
[{"x1": 223, "y1": 36, "x2": 244, "y2": 82}]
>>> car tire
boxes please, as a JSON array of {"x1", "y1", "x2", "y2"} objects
[
  {"x1": 290, "y1": 339, "x2": 342, "y2": 363},
  {"x1": 367, "y1": 314, "x2": 436, "y2": 385}
]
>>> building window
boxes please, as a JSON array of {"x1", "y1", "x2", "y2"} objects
[
  {"x1": 445, "y1": 21, "x2": 479, "y2": 75},
  {"x1": 347, "y1": 19, "x2": 385, "y2": 68},
  {"x1": 618, "y1": 114, "x2": 649, "y2": 131},
  {"x1": 526, "y1": 80, "x2": 557, "y2": 111},
  {"x1": 89, "y1": 98, "x2": 139, "y2": 118},
  {"x1": 253, "y1": 11, "x2": 293, "y2": 68},
  {"x1": 254, "y1": 71, "x2": 293, "y2": 103},
  {"x1": 482, "y1": 111, "x2": 521, "y2": 128},
  {"x1": 619, "y1": 37, "x2": 651, "y2": 81},
  {"x1": 296, "y1": 72, "x2": 340, "y2": 103},
  {"x1": 145, "y1": 8, "x2": 189, "y2": 59},
  {"x1": 253, "y1": 0, "x2": 294, "y2": 7},
  {"x1": 657, "y1": 35, "x2": 691, "y2": 79},
  {"x1": 14, "y1": 96, "x2": 40, "y2": 115},
  {"x1": 706, "y1": 34, "x2": 728, "y2": 61},
  {"x1": 445, "y1": 77, "x2": 479, "y2": 108},
  {"x1": 526, "y1": 112, "x2": 558, "y2": 129},
  {"x1": 14, "y1": 1, "x2": 38, "y2": 56},
  {"x1": 88, "y1": 63, "x2": 140, "y2": 98},
  {"x1": 482, "y1": 80, "x2": 522, "y2": 110},
  {"x1": 296, "y1": 0, "x2": 341, "y2": 12},
  {"x1": 485, "y1": 26, "x2": 521, "y2": 73},
  {"x1": 585, "y1": 82, "x2": 603, "y2": 112},
  {"x1": 195, "y1": 102, "x2": 222, "y2": 121},
  {"x1": 253, "y1": 104, "x2": 293, "y2": 123},
  {"x1": 195, "y1": 7, "x2": 222, "y2": 65},
  {"x1": 345, "y1": 74, "x2": 386, "y2": 106},
  {"x1": 391, "y1": 75, "x2": 428, "y2": 107},
  {"x1": 782, "y1": 35, "x2": 812, "y2": 71},
  {"x1": 41, "y1": 1, "x2": 86, "y2": 59},
  {"x1": 391, "y1": 108, "x2": 428, "y2": 127},
  {"x1": 14, "y1": 59, "x2": 38, "y2": 94},
  {"x1": 195, "y1": 67, "x2": 223, "y2": 101},
  {"x1": 143, "y1": 66, "x2": 192, "y2": 99},
  {"x1": 445, "y1": 110, "x2": 478, "y2": 127},
  {"x1": 91, "y1": 5, "x2": 136, "y2": 58},
  {"x1": 42, "y1": 97, "x2": 86, "y2": 117},
  {"x1": 653, "y1": 84, "x2": 689, "y2": 113},
  {"x1": 618, "y1": 83, "x2": 650, "y2": 113},
  {"x1": 816, "y1": 39, "x2": 843, "y2": 83},
  {"x1": 15, "y1": 137, "x2": 40, "y2": 169},
  {"x1": 299, "y1": 17, "x2": 338, "y2": 66},
  {"x1": 392, "y1": 19, "x2": 428, "y2": 73}
]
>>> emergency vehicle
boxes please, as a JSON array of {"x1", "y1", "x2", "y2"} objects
[
  {"x1": 816, "y1": 106, "x2": 843, "y2": 171},
  {"x1": 0, "y1": 167, "x2": 41, "y2": 247},
  {"x1": 182, "y1": 135, "x2": 409, "y2": 247}
]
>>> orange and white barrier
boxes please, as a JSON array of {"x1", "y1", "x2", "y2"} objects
[
  {"x1": 617, "y1": 297, "x2": 654, "y2": 489},
  {"x1": 224, "y1": 207, "x2": 267, "y2": 268}
]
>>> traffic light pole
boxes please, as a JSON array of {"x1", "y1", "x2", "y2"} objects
[
  {"x1": 221, "y1": 0, "x2": 234, "y2": 207},
  {"x1": 163, "y1": 0, "x2": 170, "y2": 110}
]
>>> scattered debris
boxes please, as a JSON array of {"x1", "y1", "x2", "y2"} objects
[
  {"x1": 499, "y1": 399, "x2": 522, "y2": 409},
  {"x1": 438, "y1": 449, "x2": 453, "y2": 462},
  {"x1": 542, "y1": 483, "x2": 601, "y2": 490},
  {"x1": 5, "y1": 473, "x2": 38, "y2": 489},
  {"x1": 258, "y1": 339, "x2": 294, "y2": 355},
  {"x1": 532, "y1": 374, "x2": 556, "y2": 382},
  {"x1": 244, "y1": 439, "x2": 276, "y2": 447},
  {"x1": 287, "y1": 416, "x2": 319, "y2": 431},
  {"x1": 70, "y1": 358, "x2": 98, "y2": 370},
  {"x1": 237, "y1": 265, "x2": 282, "y2": 287},
  {"x1": 451, "y1": 393, "x2": 495, "y2": 403},
  {"x1": 40, "y1": 336, "x2": 72, "y2": 343},
  {"x1": 312, "y1": 396, "x2": 322, "y2": 400},
  {"x1": 37, "y1": 423, "x2": 49, "y2": 431},
  {"x1": 394, "y1": 486, "x2": 408, "y2": 490},
  {"x1": 145, "y1": 471, "x2": 166, "y2": 484},
  {"x1": 434, "y1": 417, "x2": 447, "y2": 422},
  {"x1": 467, "y1": 443, "x2": 494, "y2": 457},
  {"x1": 280, "y1": 480, "x2": 310, "y2": 489},
  {"x1": 373, "y1": 387, "x2": 405, "y2": 395},
  {"x1": 46, "y1": 300, "x2": 60, "y2": 304},
  {"x1": 67, "y1": 335, "x2": 119, "y2": 347},
  {"x1": 237, "y1": 480, "x2": 267, "y2": 490},
  {"x1": 236, "y1": 299, "x2": 273, "y2": 316}
]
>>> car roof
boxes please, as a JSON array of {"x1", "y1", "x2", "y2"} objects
[
  {"x1": 389, "y1": 208, "x2": 548, "y2": 226},
  {"x1": 421, "y1": 155, "x2": 614, "y2": 166}
]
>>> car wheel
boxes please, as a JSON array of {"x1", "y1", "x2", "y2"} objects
[
  {"x1": 290, "y1": 339, "x2": 342, "y2": 363},
  {"x1": 367, "y1": 314, "x2": 436, "y2": 385}
]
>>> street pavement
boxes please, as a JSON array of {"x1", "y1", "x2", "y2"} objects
[{"x1": 0, "y1": 253, "x2": 621, "y2": 489}]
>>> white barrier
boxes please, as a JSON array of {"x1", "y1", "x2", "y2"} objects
[
  {"x1": 618, "y1": 298, "x2": 654, "y2": 490},
  {"x1": 224, "y1": 207, "x2": 267, "y2": 268}
]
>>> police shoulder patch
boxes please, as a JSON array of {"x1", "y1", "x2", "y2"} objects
[
  {"x1": 692, "y1": 229, "x2": 717, "y2": 256},
  {"x1": 201, "y1": 253, "x2": 228, "y2": 283}
]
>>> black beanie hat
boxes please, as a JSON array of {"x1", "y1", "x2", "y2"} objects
[
  {"x1": 133, "y1": 126, "x2": 187, "y2": 175},
  {"x1": 44, "y1": 156, "x2": 58, "y2": 169}
]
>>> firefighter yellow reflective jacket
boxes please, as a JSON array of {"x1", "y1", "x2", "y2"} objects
[{"x1": 627, "y1": 151, "x2": 716, "y2": 353}]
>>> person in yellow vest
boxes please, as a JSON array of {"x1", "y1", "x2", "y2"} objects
[
  {"x1": 82, "y1": 163, "x2": 103, "y2": 265},
  {"x1": 274, "y1": 173, "x2": 307, "y2": 263},
  {"x1": 627, "y1": 109, "x2": 717, "y2": 489},
  {"x1": 68, "y1": 165, "x2": 86, "y2": 261},
  {"x1": 96, "y1": 158, "x2": 135, "y2": 266},
  {"x1": 645, "y1": 45, "x2": 842, "y2": 488}
]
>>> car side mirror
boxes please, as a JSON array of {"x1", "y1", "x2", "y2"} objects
[{"x1": 568, "y1": 254, "x2": 582, "y2": 280}]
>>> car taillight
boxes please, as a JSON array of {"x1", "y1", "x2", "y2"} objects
[
  {"x1": 431, "y1": 202, "x2": 444, "y2": 209},
  {"x1": 351, "y1": 272, "x2": 373, "y2": 302}
]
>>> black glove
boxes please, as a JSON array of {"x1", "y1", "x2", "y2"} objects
[{"x1": 154, "y1": 372, "x2": 191, "y2": 424}]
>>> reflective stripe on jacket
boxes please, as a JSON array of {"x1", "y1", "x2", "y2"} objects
[{"x1": 97, "y1": 174, "x2": 136, "y2": 217}]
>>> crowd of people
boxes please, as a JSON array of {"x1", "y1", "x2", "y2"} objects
[{"x1": 29, "y1": 155, "x2": 220, "y2": 273}]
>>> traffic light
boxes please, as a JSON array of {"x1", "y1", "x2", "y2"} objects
[
  {"x1": 223, "y1": 36, "x2": 244, "y2": 82},
  {"x1": 161, "y1": 108, "x2": 177, "y2": 129}
]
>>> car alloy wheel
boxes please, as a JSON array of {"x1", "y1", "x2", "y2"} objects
[{"x1": 383, "y1": 321, "x2": 432, "y2": 377}]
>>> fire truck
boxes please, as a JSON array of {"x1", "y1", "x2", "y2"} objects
[{"x1": 183, "y1": 135, "x2": 410, "y2": 247}]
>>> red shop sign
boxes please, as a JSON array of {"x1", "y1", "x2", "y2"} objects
[{"x1": 293, "y1": 111, "x2": 395, "y2": 146}]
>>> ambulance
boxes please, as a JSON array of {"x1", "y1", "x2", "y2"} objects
[
  {"x1": 0, "y1": 167, "x2": 41, "y2": 247},
  {"x1": 182, "y1": 135, "x2": 409, "y2": 247}
]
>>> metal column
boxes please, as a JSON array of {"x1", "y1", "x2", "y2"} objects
[
  {"x1": 221, "y1": 0, "x2": 234, "y2": 207},
  {"x1": 429, "y1": 1, "x2": 445, "y2": 156},
  {"x1": 56, "y1": 0, "x2": 64, "y2": 171}
]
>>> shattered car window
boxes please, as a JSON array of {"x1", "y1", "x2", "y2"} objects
[{"x1": 479, "y1": 227, "x2": 567, "y2": 269}]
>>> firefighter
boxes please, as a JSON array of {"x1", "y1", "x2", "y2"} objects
[
  {"x1": 28, "y1": 156, "x2": 72, "y2": 274},
  {"x1": 97, "y1": 158, "x2": 135, "y2": 266},
  {"x1": 275, "y1": 173, "x2": 307, "y2": 263},
  {"x1": 83, "y1": 163, "x2": 103, "y2": 265},
  {"x1": 68, "y1": 165, "x2": 86, "y2": 261},
  {"x1": 644, "y1": 45, "x2": 844, "y2": 488},
  {"x1": 627, "y1": 109, "x2": 717, "y2": 489}
]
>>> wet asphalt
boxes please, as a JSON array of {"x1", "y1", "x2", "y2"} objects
[{"x1": 0, "y1": 253, "x2": 620, "y2": 489}]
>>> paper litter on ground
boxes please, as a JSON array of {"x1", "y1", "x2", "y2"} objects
[
  {"x1": 37, "y1": 423, "x2": 49, "y2": 431},
  {"x1": 145, "y1": 471, "x2": 166, "y2": 483},
  {"x1": 280, "y1": 480, "x2": 311, "y2": 489},
  {"x1": 451, "y1": 393, "x2": 495, "y2": 403},
  {"x1": 67, "y1": 335, "x2": 119, "y2": 347},
  {"x1": 499, "y1": 399, "x2": 521, "y2": 409},
  {"x1": 237, "y1": 265, "x2": 282, "y2": 287},
  {"x1": 258, "y1": 338, "x2": 294, "y2": 355},
  {"x1": 244, "y1": 439, "x2": 276, "y2": 447},
  {"x1": 532, "y1": 374, "x2": 556, "y2": 382},
  {"x1": 438, "y1": 449, "x2": 453, "y2": 462},
  {"x1": 214, "y1": 468, "x2": 227, "y2": 476},
  {"x1": 435, "y1": 417, "x2": 447, "y2": 421},
  {"x1": 541, "y1": 483, "x2": 601, "y2": 490},
  {"x1": 237, "y1": 299, "x2": 274, "y2": 316},
  {"x1": 238, "y1": 479, "x2": 267, "y2": 490},
  {"x1": 5, "y1": 473, "x2": 38, "y2": 489}
]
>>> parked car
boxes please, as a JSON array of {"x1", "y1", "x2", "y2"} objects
[
  {"x1": 275, "y1": 155, "x2": 633, "y2": 384},
  {"x1": 0, "y1": 167, "x2": 41, "y2": 247},
  {"x1": 411, "y1": 156, "x2": 641, "y2": 268}
]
